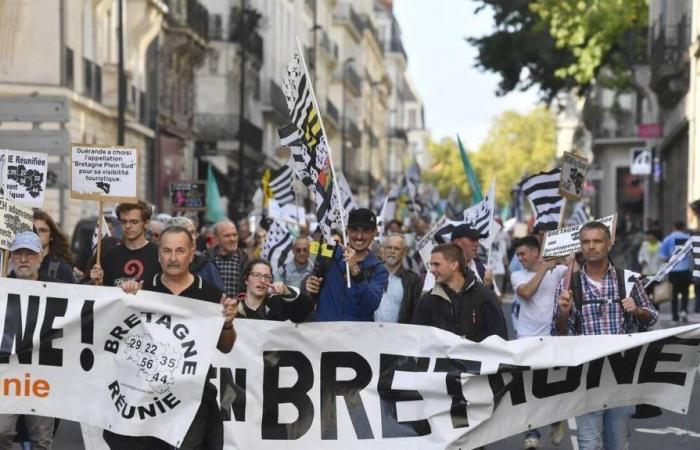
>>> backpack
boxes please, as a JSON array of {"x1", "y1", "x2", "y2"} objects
[{"x1": 570, "y1": 267, "x2": 645, "y2": 334}]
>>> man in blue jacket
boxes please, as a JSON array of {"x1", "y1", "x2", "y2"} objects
[{"x1": 305, "y1": 208, "x2": 389, "y2": 321}]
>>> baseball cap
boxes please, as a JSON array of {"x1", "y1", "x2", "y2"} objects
[
  {"x1": 10, "y1": 231, "x2": 42, "y2": 254},
  {"x1": 347, "y1": 208, "x2": 377, "y2": 229},
  {"x1": 450, "y1": 224, "x2": 482, "y2": 240}
]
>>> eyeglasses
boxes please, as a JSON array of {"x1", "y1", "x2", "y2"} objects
[
  {"x1": 35, "y1": 228, "x2": 51, "y2": 234},
  {"x1": 119, "y1": 219, "x2": 143, "y2": 226},
  {"x1": 249, "y1": 272, "x2": 273, "y2": 282}
]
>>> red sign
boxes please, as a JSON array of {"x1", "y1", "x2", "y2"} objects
[{"x1": 637, "y1": 123, "x2": 662, "y2": 138}]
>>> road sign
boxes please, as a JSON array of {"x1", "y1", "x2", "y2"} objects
[
  {"x1": 0, "y1": 96, "x2": 69, "y2": 123},
  {"x1": 630, "y1": 148, "x2": 652, "y2": 175},
  {"x1": 0, "y1": 130, "x2": 70, "y2": 155}
]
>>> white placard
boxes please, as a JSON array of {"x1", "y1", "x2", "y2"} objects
[
  {"x1": 71, "y1": 145, "x2": 139, "y2": 201},
  {"x1": 630, "y1": 148, "x2": 652, "y2": 175},
  {"x1": 0, "y1": 198, "x2": 34, "y2": 250},
  {"x1": 3, "y1": 150, "x2": 48, "y2": 207},
  {"x1": 541, "y1": 214, "x2": 617, "y2": 259},
  {"x1": 559, "y1": 151, "x2": 589, "y2": 200}
]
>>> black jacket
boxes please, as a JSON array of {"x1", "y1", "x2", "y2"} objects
[
  {"x1": 412, "y1": 275, "x2": 508, "y2": 342},
  {"x1": 395, "y1": 266, "x2": 422, "y2": 324},
  {"x1": 235, "y1": 287, "x2": 314, "y2": 322}
]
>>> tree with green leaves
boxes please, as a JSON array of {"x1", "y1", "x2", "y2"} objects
[
  {"x1": 469, "y1": 0, "x2": 647, "y2": 101},
  {"x1": 424, "y1": 107, "x2": 557, "y2": 207}
]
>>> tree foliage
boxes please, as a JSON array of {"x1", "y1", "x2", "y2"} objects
[
  {"x1": 468, "y1": 0, "x2": 647, "y2": 101},
  {"x1": 424, "y1": 107, "x2": 557, "y2": 206},
  {"x1": 531, "y1": 0, "x2": 648, "y2": 86}
]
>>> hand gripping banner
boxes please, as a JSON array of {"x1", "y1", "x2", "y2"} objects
[{"x1": 0, "y1": 278, "x2": 223, "y2": 447}]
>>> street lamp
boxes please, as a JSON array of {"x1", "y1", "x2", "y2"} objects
[
  {"x1": 341, "y1": 57, "x2": 355, "y2": 175},
  {"x1": 367, "y1": 79, "x2": 381, "y2": 205}
]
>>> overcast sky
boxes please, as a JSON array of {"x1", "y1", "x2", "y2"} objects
[{"x1": 393, "y1": 0, "x2": 540, "y2": 150}]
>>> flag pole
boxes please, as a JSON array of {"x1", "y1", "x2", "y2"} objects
[
  {"x1": 295, "y1": 38, "x2": 351, "y2": 287},
  {"x1": 485, "y1": 179, "x2": 496, "y2": 268},
  {"x1": 96, "y1": 201, "x2": 104, "y2": 266},
  {"x1": 558, "y1": 197, "x2": 568, "y2": 230}
]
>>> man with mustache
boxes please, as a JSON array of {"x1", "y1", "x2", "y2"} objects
[
  {"x1": 305, "y1": 208, "x2": 389, "y2": 321},
  {"x1": 374, "y1": 234, "x2": 421, "y2": 323},
  {"x1": 109, "y1": 225, "x2": 237, "y2": 450}
]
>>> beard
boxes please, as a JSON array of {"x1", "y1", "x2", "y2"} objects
[{"x1": 384, "y1": 255, "x2": 399, "y2": 266}]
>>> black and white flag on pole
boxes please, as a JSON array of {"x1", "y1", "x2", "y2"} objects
[
  {"x1": 91, "y1": 215, "x2": 111, "y2": 252},
  {"x1": 647, "y1": 238, "x2": 693, "y2": 287},
  {"x1": 280, "y1": 46, "x2": 344, "y2": 242},
  {"x1": 521, "y1": 168, "x2": 564, "y2": 228},
  {"x1": 434, "y1": 180, "x2": 495, "y2": 244},
  {"x1": 336, "y1": 172, "x2": 357, "y2": 215},
  {"x1": 268, "y1": 165, "x2": 295, "y2": 206},
  {"x1": 262, "y1": 220, "x2": 295, "y2": 271}
]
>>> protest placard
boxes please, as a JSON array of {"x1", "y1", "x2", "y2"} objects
[
  {"x1": 170, "y1": 181, "x2": 206, "y2": 211},
  {"x1": 559, "y1": 151, "x2": 589, "y2": 200},
  {"x1": 3, "y1": 150, "x2": 48, "y2": 207},
  {"x1": 0, "y1": 197, "x2": 34, "y2": 250},
  {"x1": 541, "y1": 213, "x2": 617, "y2": 260},
  {"x1": 70, "y1": 145, "x2": 139, "y2": 201}
]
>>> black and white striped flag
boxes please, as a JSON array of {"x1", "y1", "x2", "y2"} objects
[
  {"x1": 521, "y1": 168, "x2": 563, "y2": 228},
  {"x1": 692, "y1": 234, "x2": 700, "y2": 280},
  {"x1": 434, "y1": 181, "x2": 495, "y2": 243},
  {"x1": 648, "y1": 239, "x2": 693, "y2": 287},
  {"x1": 262, "y1": 220, "x2": 295, "y2": 271},
  {"x1": 269, "y1": 165, "x2": 295, "y2": 206}
]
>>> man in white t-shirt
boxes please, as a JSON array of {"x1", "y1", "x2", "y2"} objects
[{"x1": 511, "y1": 235, "x2": 567, "y2": 450}]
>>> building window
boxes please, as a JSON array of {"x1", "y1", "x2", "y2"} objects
[{"x1": 64, "y1": 47, "x2": 74, "y2": 89}]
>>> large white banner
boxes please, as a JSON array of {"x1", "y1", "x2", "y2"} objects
[
  {"x1": 0, "y1": 279, "x2": 223, "y2": 447},
  {"x1": 203, "y1": 320, "x2": 700, "y2": 450}
]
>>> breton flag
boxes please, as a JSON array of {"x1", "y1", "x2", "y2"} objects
[
  {"x1": 280, "y1": 46, "x2": 344, "y2": 241},
  {"x1": 692, "y1": 233, "x2": 700, "y2": 281},
  {"x1": 647, "y1": 239, "x2": 693, "y2": 287},
  {"x1": 520, "y1": 168, "x2": 563, "y2": 228},
  {"x1": 262, "y1": 220, "x2": 295, "y2": 271},
  {"x1": 566, "y1": 202, "x2": 591, "y2": 226},
  {"x1": 336, "y1": 172, "x2": 357, "y2": 215},
  {"x1": 268, "y1": 165, "x2": 295, "y2": 205},
  {"x1": 434, "y1": 180, "x2": 495, "y2": 244},
  {"x1": 91, "y1": 215, "x2": 111, "y2": 252}
]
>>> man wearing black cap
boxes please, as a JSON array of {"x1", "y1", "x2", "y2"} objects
[
  {"x1": 450, "y1": 223, "x2": 494, "y2": 289},
  {"x1": 305, "y1": 208, "x2": 389, "y2": 321}
]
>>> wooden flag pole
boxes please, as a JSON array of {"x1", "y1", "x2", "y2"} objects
[
  {"x1": 558, "y1": 197, "x2": 568, "y2": 230},
  {"x1": 96, "y1": 201, "x2": 104, "y2": 266}
]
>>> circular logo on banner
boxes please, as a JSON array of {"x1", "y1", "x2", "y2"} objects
[{"x1": 102, "y1": 311, "x2": 202, "y2": 424}]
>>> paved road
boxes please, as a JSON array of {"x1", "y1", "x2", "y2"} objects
[{"x1": 30, "y1": 300, "x2": 700, "y2": 449}]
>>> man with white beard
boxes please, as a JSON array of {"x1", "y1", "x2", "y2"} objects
[{"x1": 374, "y1": 234, "x2": 422, "y2": 323}]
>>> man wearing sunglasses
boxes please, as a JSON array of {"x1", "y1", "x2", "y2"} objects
[
  {"x1": 90, "y1": 201, "x2": 159, "y2": 287},
  {"x1": 276, "y1": 237, "x2": 314, "y2": 289}
]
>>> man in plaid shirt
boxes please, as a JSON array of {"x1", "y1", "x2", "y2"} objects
[
  {"x1": 207, "y1": 219, "x2": 249, "y2": 296},
  {"x1": 551, "y1": 220, "x2": 657, "y2": 450}
]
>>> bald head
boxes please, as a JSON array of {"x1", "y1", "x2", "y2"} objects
[{"x1": 213, "y1": 219, "x2": 238, "y2": 254}]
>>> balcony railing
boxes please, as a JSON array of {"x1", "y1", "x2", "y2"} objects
[{"x1": 650, "y1": 15, "x2": 690, "y2": 107}]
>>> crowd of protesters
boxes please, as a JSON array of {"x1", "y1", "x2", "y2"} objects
[{"x1": 5, "y1": 199, "x2": 700, "y2": 450}]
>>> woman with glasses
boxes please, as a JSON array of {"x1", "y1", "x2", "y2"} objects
[
  {"x1": 32, "y1": 210, "x2": 77, "y2": 283},
  {"x1": 236, "y1": 258, "x2": 314, "y2": 321}
]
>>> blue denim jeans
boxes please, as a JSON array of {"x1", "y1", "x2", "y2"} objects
[{"x1": 575, "y1": 405, "x2": 634, "y2": 450}]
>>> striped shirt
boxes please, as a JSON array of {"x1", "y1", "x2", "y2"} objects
[{"x1": 550, "y1": 264, "x2": 658, "y2": 336}]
